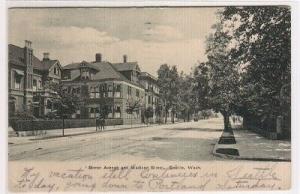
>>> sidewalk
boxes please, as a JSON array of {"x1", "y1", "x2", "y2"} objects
[
  {"x1": 8, "y1": 123, "x2": 149, "y2": 145},
  {"x1": 213, "y1": 125, "x2": 291, "y2": 161},
  {"x1": 233, "y1": 128, "x2": 291, "y2": 161}
]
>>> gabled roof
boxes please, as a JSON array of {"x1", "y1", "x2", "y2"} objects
[
  {"x1": 140, "y1": 72, "x2": 158, "y2": 81},
  {"x1": 113, "y1": 62, "x2": 141, "y2": 72},
  {"x1": 9, "y1": 44, "x2": 61, "y2": 72},
  {"x1": 62, "y1": 62, "x2": 80, "y2": 70},
  {"x1": 63, "y1": 61, "x2": 99, "y2": 70},
  {"x1": 40, "y1": 59, "x2": 59, "y2": 71},
  {"x1": 63, "y1": 61, "x2": 143, "y2": 88},
  {"x1": 8, "y1": 44, "x2": 43, "y2": 70},
  {"x1": 92, "y1": 62, "x2": 129, "y2": 81}
]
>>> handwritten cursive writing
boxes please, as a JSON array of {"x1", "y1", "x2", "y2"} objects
[{"x1": 15, "y1": 167, "x2": 58, "y2": 192}]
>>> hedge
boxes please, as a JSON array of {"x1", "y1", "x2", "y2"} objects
[{"x1": 10, "y1": 118, "x2": 123, "y2": 131}]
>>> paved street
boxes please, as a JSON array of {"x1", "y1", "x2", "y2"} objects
[{"x1": 8, "y1": 118, "x2": 224, "y2": 161}]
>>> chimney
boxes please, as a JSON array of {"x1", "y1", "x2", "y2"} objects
[
  {"x1": 25, "y1": 40, "x2": 32, "y2": 49},
  {"x1": 24, "y1": 40, "x2": 33, "y2": 66},
  {"x1": 123, "y1": 55, "x2": 127, "y2": 63},
  {"x1": 95, "y1": 53, "x2": 102, "y2": 62},
  {"x1": 43, "y1": 52, "x2": 50, "y2": 61}
]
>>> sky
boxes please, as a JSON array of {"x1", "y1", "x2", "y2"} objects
[{"x1": 8, "y1": 7, "x2": 219, "y2": 76}]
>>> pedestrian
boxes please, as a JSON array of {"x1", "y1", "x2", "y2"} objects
[
  {"x1": 96, "y1": 116, "x2": 100, "y2": 131},
  {"x1": 100, "y1": 117, "x2": 105, "y2": 131}
]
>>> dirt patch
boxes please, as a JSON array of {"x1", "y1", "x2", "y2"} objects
[
  {"x1": 218, "y1": 137, "x2": 236, "y2": 144},
  {"x1": 152, "y1": 137, "x2": 168, "y2": 141},
  {"x1": 216, "y1": 148, "x2": 239, "y2": 156}
]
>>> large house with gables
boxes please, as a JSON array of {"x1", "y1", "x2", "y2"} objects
[
  {"x1": 61, "y1": 54, "x2": 146, "y2": 124},
  {"x1": 8, "y1": 40, "x2": 62, "y2": 118}
]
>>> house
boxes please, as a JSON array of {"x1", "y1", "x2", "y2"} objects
[
  {"x1": 139, "y1": 72, "x2": 160, "y2": 123},
  {"x1": 61, "y1": 53, "x2": 145, "y2": 125},
  {"x1": 8, "y1": 40, "x2": 62, "y2": 118},
  {"x1": 113, "y1": 55, "x2": 141, "y2": 84}
]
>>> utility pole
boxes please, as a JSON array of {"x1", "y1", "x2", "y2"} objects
[{"x1": 61, "y1": 102, "x2": 67, "y2": 137}]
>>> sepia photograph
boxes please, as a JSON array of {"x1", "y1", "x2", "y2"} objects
[{"x1": 6, "y1": 4, "x2": 292, "y2": 192}]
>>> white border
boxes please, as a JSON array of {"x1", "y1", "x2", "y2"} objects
[{"x1": 1, "y1": 1, "x2": 300, "y2": 194}]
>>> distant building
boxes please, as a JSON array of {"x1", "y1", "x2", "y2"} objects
[
  {"x1": 61, "y1": 54, "x2": 145, "y2": 124},
  {"x1": 8, "y1": 41, "x2": 62, "y2": 118},
  {"x1": 139, "y1": 72, "x2": 160, "y2": 123}
]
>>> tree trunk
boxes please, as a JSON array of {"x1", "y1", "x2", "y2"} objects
[
  {"x1": 171, "y1": 111, "x2": 175, "y2": 123},
  {"x1": 222, "y1": 112, "x2": 230, "y2": 131},
  {"x1": 165, "y1": 109, "x2": 168, "y2": 123}
]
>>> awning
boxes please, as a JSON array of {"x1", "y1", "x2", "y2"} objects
[{"x1": 14, "y1": 69, "x2": 24, "y2": 76}]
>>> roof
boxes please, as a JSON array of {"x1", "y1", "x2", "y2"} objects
[
  {"x1": 8, "y1": 44, "x2": 60, "y2": 72},
  {"x1": 93, "y1": 61, "x2": 129, "y2": 80},
  {"x1": 140, "y1": 72, "x2": 158, "y2": 81},
  {"x1": 63, "y1": 61, "x2": 99, "y2": 70},
  {"x1": 113, "y1": 62, "x2": 141, "y2": 72},
  {"x1": 8, "y1": 44, "x2": 43, "y2": 70},
  {"x1": 40, "y1": 59, "x2": 59, "y2": 71},
  {"x1": 63, "y1": 61, "x2": 143, "y2": 88}
]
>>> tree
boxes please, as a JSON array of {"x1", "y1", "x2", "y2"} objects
[
  {"x1": 126, "y1": 97, "x2": 142, "y2": 126},
  {"x1": 155, "y1": 100, "x2": 164, "y2": 124},
  {"x1": 177, "y1": 72, "x2": 195, "y2": 121},
  {"x1": 144, "y1": 106, "x2": 154, "y2": 124},
  {"x1": 43, "y1": 81, "x2": 79, "y2": 119},
  {"x1": 157, "y1": 64, "x2": 180, "y2": 123},
  {"x1": 205, "y1": 18, "x2": 240, "y2": 130},
  {"x1": 192, "y1": 62, "x2": 211, "y2": 113},
  {"x1": 222, "y1": 6, "x2": 291, "y2": 129}
]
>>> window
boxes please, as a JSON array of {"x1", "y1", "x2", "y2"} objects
[
  {"x1": 99, "y1": 84, "x2": 104, "y2": 98},
  {"x1": 103, "y1": 83, "x2": 108, "y2": 97},
  {"x1": 54, "y1": 67, "x2": 57, "y2": 75},
  {"x1": 148, "y1": 95, "x2": 151, "y2": 104},
  {"x1": 89, "y1": 107, "x2": 100, "y2": 118},
  {"x1": 81, "y1": 68, "x2": 89, "y2": 80},
  {"x1": 114, "y1": 106, "x2": 121, "y2": 118},
  {"x1": 136, "y1": 90, "x2": 140, "y2": 98},
  {"x1": 89, "y1": 108, "x2": 95, "y2": 118},
  {"x1": 33, "y1": 79, "x2": 37, "y2": 91},
  {"x1": 128, "y1": 86, "x2": 132, "y2": 97},
  {"x1": 115, "y1": 84, "x2": 121, "y2": 97},
  {"x1": 38, "y1": 80, "x2": 42, "y2": 89},
  {"x1": 108, "y1": 84, "x2": 113, "y2": 97},
  {"x1": 95, "y1": 91, "x2": 99, "y2": 98},
  {"x1": 89, "y1": 87, "x2": 95, "y2": 98},
  {"x1": 107, "y1": 106, "x2": 113, "y2": 118},
  {"x1": 90, "y1": 86, "x2": 99, "y2": 98},
  {"x1": 15, "y1": 75, "x2": 22, "y2": 89}
]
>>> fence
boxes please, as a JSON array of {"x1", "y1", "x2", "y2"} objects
[{"x1": 10, "y1": 118, "x2": 123, "y2": 131}]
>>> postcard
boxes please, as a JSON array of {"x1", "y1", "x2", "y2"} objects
[{"x1": 7, "y1": 5, "x2": 291, "y2": 192}]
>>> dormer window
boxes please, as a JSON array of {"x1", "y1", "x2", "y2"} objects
[
  {"x1": 53, "y1": 66, "x2": 60, "y2": 76},
  {"x1": 81, "y1": 68, "x2": 90, "y2": 80}
]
